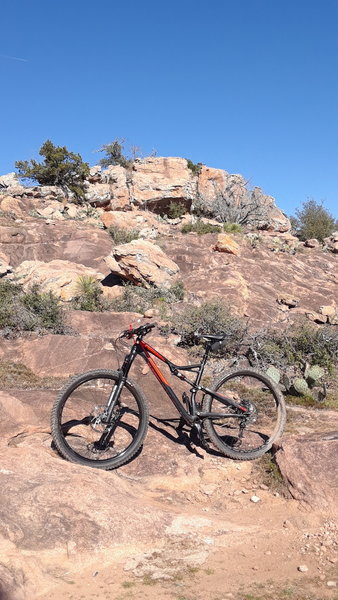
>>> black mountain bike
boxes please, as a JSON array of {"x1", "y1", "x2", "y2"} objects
[{"x1": 51, "y1": 323, "x2": 286, "y2": 470}]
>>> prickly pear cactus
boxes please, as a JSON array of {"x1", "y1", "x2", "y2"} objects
[
  {"x1": 306, "y1": 365, "x2": 325, "y2": 387},
  {"x1": 266, "y1": 366, "x2": 281, "y2": 384},
  {"x1": 293, "y1": 378, "x2": 310, "y2": 396}
]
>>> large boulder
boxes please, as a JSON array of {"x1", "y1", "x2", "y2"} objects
[
  {"x1": 130, "y1": 157, "x2": 196, "y2": 212},
  {"x1": 85, "y1": 165, "x2": 130, "y2": 209},
  {"x1": 14, "y1": 259, "x2": 104, "y2": 301},
  {"x1": 275, "y1": 431, "x2": 338, "y2": 512},
  {"x1": 0, "y1": 172, "x2": 19, "y2": 189},
  {"x1": 105, "y1": 239, "x2": 180, "y2": 287},
  {"x1": 213, "y1": 233, "x2": 240, "y2": 255}
]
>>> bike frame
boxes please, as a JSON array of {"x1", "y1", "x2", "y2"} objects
[{"x1": 111, "y1": 336, "x2": 249, "y2": 426}]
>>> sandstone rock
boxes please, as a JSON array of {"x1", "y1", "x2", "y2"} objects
[
  {"x1": 0, "y1": 195, "x2": 26, "y2": 218},
  {"x1": 105, "y1": 239, "x2": 180, "y2": 287},
  {"x1": 33, "y1": 185, "x2": 65, "y2": 200},
  {"x1": 0, "y1": 172, "x2": 18, "y2": 188},
  {"x1": 14, "y1": 259, "x2": 104, "y2": 301},
  {"x1": 275, "y1": 431, "x2": 338, "y2": 511},
  {"x1": 64, "y1": 203, "x2": 78, "y2": 218},
  {"x1": 277, "y1": 294, "x2": 299, "y2": 308},
  {"x1": 305, "y1": 310, "x2": 327, "y2": 324},
  {"x1": 304, "y1": 238, "x2": 320, "y2": 248},
  {"x1": 84, "y1": 183, "x2": 112, "y2": 207},
  {"x1": 36, "y1": 204, "x2": 65, "y2": 220},
  {"x1": 0, "y1": 158, "x2": 292, "y2": 231},
  {"x1": 88, "y1": 164, "x2": 102, "y2": 182},
  {"x1": 138, "y1": 227, "x2": 158, "y2": 240},
  {"x1": 0, "y1": 222, "x2": 112, "y2": 272},
  {"x1": 197, "y1": 166, "x2": 290, "y2": 232},
  {"x1": 0, "y1": 251, "x2": 12, "y2": 276},
  {"x1": 319, "y1": 304, "x2": 336, "y2": 320},
  {"x1": 100, "y1": 209, "x2": 164, "y2": 234},
  {"x1": 213, "y1": 233, "x2": 240, "y2": 255},
  {"x1": 85, "y1": 166, "x2": 130, "y2": 209},
  {"x1": 130, "y1": 157, "x2": 195, "y2": 211},
  {"x1": 0, "y1": 184, "x2": 27, "y2": 197}
]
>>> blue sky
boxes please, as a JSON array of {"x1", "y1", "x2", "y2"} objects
[{"x1": 1, "y1": 0, "x2": 337, "y2": 217}]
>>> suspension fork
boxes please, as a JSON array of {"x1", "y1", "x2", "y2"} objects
[
  {"x1": 95, "y1": 344, "x2": 139, "y2": 449},
  {"x1": 105, "y1": 343, "x2": 138, "y2": 421}
]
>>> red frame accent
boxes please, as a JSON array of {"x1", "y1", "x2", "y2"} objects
[{"x1": 139, "y1": 340, "x2": 170, "y2": 386}]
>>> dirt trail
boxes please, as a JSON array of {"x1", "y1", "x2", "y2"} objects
[{"x1": 32, "y1": 406, "x2": 338, "y2": 600}]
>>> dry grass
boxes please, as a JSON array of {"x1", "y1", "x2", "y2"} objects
[{"x1": 0, "y1": 359, "x2": 66, "y2": 390}]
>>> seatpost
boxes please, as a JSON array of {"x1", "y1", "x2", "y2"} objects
[{"x1": 194, "y1": 344, "x2": 210, "y2": 387}]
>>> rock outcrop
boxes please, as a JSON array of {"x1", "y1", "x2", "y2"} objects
[
  {"x1": 105, "y1": 239, "x2": 180, "y2": 287},
  {"x1": 14, "y1": 260, "x2": 104, "y2": 301},
  {"x1": 275, "y1": 431, "x2": 338, "y2": 511},
  {"x1": 0, "y1": 156, "x2": 291, "y2": 232}
]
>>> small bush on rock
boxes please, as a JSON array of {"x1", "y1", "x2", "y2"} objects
[
  {"x1": 248, "y1": 322, "x2": 338, "y2": 373},
  {"x1": 72, "y1": 276, "x2": 108, "y2": 312},
  {"x1": 186, "y1": 159, "x2": 202, "y2": 176},
  {"x1": 167, "y1": 202, "x2": 187, "y2": 219},
  {"x1": 0, "y1": 280, "x2": 67, "y2": 335},
  {"x1": 111, "y1": 281, "x2": 185, "y2": 314},
  {"x1": 291, "y1": 199, "x2": 337, "y2": 242},
  {"x1": 108, "y1": 226, "x2": 139, "y2": 245},
  {"x1": 223, "y1": 223, "x2": 243, "y2": 234},
  {"x1": 99, "y1": 139, "x2": 131, "y2": 169},
  {"x1": 181, "y1": 221, "x2": 221, "y2": 235},
  {"x1": 175, "y1": 300, "x2": 247, "y2": 355}
]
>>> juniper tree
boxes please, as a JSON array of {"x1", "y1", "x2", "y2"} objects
[{"x1": 15, "y1": 140, "x2": 90, "y2": 202}]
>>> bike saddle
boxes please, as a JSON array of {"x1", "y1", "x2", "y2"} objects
[{"x1": 198, "y1": 333, "x2": 225, "y2": 341}]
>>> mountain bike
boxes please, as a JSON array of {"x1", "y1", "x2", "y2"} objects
[{"x1": 51, "y1": 323, "x2": 286, "y2": 470}]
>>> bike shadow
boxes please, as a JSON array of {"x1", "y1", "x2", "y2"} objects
[{"x1": 148, "y1": 414, "x2": 224, "y2": 459}]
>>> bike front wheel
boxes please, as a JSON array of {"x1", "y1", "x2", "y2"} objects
[
  {"x1": 51, "y1": 369, "x2": 149, "y2": 470},
  {"x1": 202, "y1": 368, "x2": 286, "y2": 460}
]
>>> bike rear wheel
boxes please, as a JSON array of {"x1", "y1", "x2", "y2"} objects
[
  {"x1": 51, "y1": 369, "x2": 149, "y2": 470},
  {"x1": 202, "y1": 368, "x2": 286, "y2": 460}
]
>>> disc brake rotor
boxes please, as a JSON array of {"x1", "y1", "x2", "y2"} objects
[{"x1": 90, "y1": 405, "x2": 108, "y2": 432}]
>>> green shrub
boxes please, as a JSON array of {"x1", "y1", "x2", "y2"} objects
[
  {"x1": 72, "y1": 276, "x2": 108, "y2": 312},
  {"x1": 167, "y1": 202, "x2": 187, "y2": 219},
  {"x1": 291, "y1": 199, "x2": 337, "y2": 242},
  {"x1": 111, "y1": 281, "x2": 185, "y2": 314},
  {"x1": 15, "y1": 140, "x2": 89, "y2": 203},
  {"x1": 186, "y1": 159, "x2": 202, "y2": 176},
  {"x1": 174, "y1": 300, "x2": 247, "y2": 355},
  {"x1": 0, "y1": 280, "x2": 67, "y2": 335},
  {"x1": 0, "y1": 359, "x2": 66, "y2": 390},
  {"x1": 223, "y1": 223, "x2": 242, "y2": 234},
  {"x1": 248, "y1": 322, "x2": 338, "y2": 373},
  {"x1": 181, "y1": 221, "x2": 221, "y2": 235},
  {"x1": 108, "y1": 226, "x2": 139, "y2": 245},
  {"x1": 168, "y1": 280, "x2": 185, "y2": 301},
  {"x1": 99, "y1": 139, "x2": 131, "y2": 169}
]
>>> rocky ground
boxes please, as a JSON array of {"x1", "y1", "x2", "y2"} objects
[
  {"x1": 0, "y1": 163, "x2": 337, "y2": 600},
  {"x1": 0, "y1": 314, "x2": 337, "y2": 600},
  {"x1": 1, "y1": 377, "x2": 337, "y2": 600}
]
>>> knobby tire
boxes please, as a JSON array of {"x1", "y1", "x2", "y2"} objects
[
  {"x1": 51, "y1": 369, "x2": 149, "y2": 470},
  {"x1": 202, "y1": 368, "x2": 286, "y2": 460}
]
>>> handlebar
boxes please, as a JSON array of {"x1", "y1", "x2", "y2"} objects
[{"x1": 120, "y1": 322, "x2": 157, "y2": 339}]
